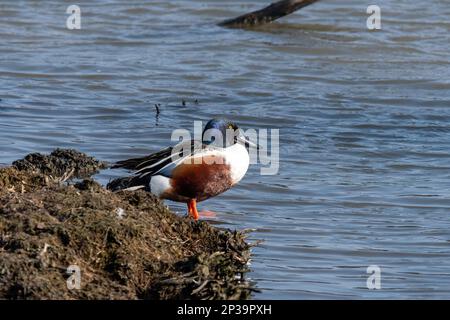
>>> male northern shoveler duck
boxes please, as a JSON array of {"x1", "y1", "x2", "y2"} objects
[{"x1": 107, "y1": 119, "x2": 257, "y2": 220}]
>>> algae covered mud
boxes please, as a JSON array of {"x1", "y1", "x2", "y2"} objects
[{"x1": 0, "y1": 149, "x2": 254, "y2": 299}]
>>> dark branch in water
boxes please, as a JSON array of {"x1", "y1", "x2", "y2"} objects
[{"x1": 219, "y1": 0, "x2": 320, "y2": 27}]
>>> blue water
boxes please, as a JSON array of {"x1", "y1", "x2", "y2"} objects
[{"x1": 1, "y1": 0, "x2": 450, "y2": 299}]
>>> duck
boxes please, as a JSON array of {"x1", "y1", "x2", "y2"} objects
[{"x1": 107, "y1": 119, "x2": 257, "y2": 220}]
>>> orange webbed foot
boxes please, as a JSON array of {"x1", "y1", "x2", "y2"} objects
[{"x1": 187, "y1": 199, "x2": 199, "y2": 220}]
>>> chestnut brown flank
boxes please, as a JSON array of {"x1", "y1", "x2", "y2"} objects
[{"x1": 165, "y1": 155, "x2": 233, "y2": 202}]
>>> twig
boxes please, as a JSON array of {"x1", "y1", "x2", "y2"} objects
[
  {"x1": 192, "y1": 280, "x2": 210, "y2": 295},
  {"x1": 60, "y1": 168, "x2": 75, "y2": 183}
]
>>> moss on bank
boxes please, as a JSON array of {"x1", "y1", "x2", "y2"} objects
[{"x1": 0, "y1": 149, "x2": 253, "y2": 300}]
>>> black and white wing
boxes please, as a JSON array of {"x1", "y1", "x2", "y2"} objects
[{"x1": 112, "y1": 139, "x2": 206, "y2": 178}]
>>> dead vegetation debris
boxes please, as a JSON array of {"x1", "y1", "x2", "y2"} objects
[{"x1": 0, "y1": 149, "x2": 254, "y2": 300}]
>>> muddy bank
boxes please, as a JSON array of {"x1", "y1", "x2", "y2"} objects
[{"x1": 0, "y1": 149, "x2": 254, "y2": 299}]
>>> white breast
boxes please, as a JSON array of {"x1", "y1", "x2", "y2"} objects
[{"x1": 223, "y1": 143, "x2": 250, "y2": 184}]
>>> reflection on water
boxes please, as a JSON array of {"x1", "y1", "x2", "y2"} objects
[{"x1": 1, "y1": 0, "x2": 450, "y2": 299}]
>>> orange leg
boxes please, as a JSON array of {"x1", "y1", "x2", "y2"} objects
[{"x1": 187, "y1": 199, "x2": 199, "y2": 221}]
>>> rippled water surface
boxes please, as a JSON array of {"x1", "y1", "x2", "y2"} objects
[{"x1": 2, "y1": 0, "x2": 450, "y2": 299}]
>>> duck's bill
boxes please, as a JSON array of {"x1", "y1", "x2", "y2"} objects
[{"x1": 237, "y1": 135, "x2": 260, "y2": 150}]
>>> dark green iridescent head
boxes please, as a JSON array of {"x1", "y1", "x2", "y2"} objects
[{"x1": 202, "y1": 118, "x2": 239, "y2": 147}]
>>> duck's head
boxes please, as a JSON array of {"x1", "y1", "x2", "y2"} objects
[{"x1": 202, "y1": 118, "x2": 258, "y2": 149}]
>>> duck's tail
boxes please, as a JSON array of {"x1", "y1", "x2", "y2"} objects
[{"x1": 106, "y1": 174, "x2": 151, "y2": 192}]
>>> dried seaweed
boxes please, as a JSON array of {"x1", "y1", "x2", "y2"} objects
[{"x1": 0, "y1": 150, "x2": 255, "y2": 300}]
